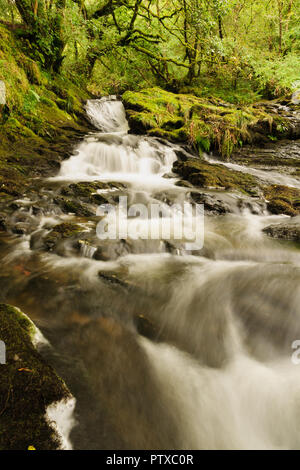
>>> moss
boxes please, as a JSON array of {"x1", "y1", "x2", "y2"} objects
[
  {"x1": 0, "y1": 23, "x2": 90, "y2": 147},
  {"x1": 173, "y1": 159, "x2": 259, "y2": 195},
  {"x1": 61, "y1": 182, "x2": 108, "y2": 199},
  {"x1": 123, "y1": 87, "x2": 276, "y2": 158},
  {"x1": 0, "y1": 304, "x2": 71, "y2": 450},
  {"x1": 44, "y1": 222, "x2": 84, "y2": 250},
  {"x1": 61, "y1": 182, "x2": 124, "y2": 205},
  {"x1": 4, "y1": 117, "x2": 40, "y2": 140},
  {"x1": 54, "y1": 196, "x2": 94, "y2": 217},
  {"x1": 0, "y1": 26, "x2": 29, "y2": 112},
  {"x1": 264, "y1": 185, "x2": 300, "y2": 216},
  {"x1": 40, "y1": 96, "x2": 58, "y2": 109},
  {"x1": 19, "y1": 55, "x2": 42, "y2": 85}
]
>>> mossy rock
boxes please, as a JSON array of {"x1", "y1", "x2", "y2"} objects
[
  {"x1": 54, "y1": 196, "x2": 94, "y2": 217},
  {"x1": 60, "y1": 182, "x2": 126, "y2": 207},
  {"x1": 263, "y1": 223, "x2": 300, "y2": 242},
  {"x1": 123, "y1": 87, "x2": 275, "y2": 158},
  {"x1": 173, "y1": 159, "x2": 259, "y2": 195},
  {"x1": 264, "y1": 185, "x2": 300, "y2": 216},
  {"x1": 0, "y1": 304, "x2": 71, "y2": 450},
  {"x1": 18, "y1": 55, "x2": 42, "y2": 85},
  {"x1": 61, "y1": 182, "x2": 114, "y2": 204},
  {"x1": 44, "y1": 222, "x2": 84, "y2": 251}
]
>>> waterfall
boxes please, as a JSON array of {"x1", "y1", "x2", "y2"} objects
[
  {"x1": 57, "y1": 100, "x2": 177, "y2": 184},
  {"x1": 85, "y1": 97, "x2": 129, "y2": 133}
]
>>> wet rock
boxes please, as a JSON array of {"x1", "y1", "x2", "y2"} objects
[
  {"x1": 134, "y1": 314, "x2": 158, "y2": 341},
  {"x1": 237, "y1": 198, "x2": 267, "y2": 215},
  {"x1": 98, "y1": 272, "x2": 131, "y2": 290},
  {"x1": 175, "y1": 179, "x2": 194, "y2": 188},
  {"x1": 264, "y1": 185, "x2": 300, "y2": 216},
  {"x1": 173, "y1": 159, "x2": 258, "y2": 196},
  {"x1": 61, "y1": 181, "x2": 125, "y2": 204},
  {"x1": 94, "y1": 240, "x2": 131, "y2": 261},
  {"x1": 173, "y1": 146, "x2": 195, "y2": 162},
  {"x1": 11, "y1": 223, "x2": 27, "y2": 235},
  {"x1": 7, "y1": 211, "x2": 40, "y2": 236},
  {"x1": 0, "y1": 304, "x2": 72, "y2": 450},
  {"x1": 0, "y1": 213, "x2": 7, "y2": 231},
  {"x1": 267, "y1": 199, "x2": 297, "y2": 216},
  {"x1": 43, "y1": 223, "x2": 84, "y2": 251},
  {"x1": 292, "y1": 90, "x2": 300, "y2": 105},
  {"x1": 231, "y1": 140, "x2": 300, "y2": 171},
  {"x1": 263, "y1": 222, "x2": 300, "y2": 242},
  {"x1": 54, "y1": 196, "x2": 94, "y2": 217},
  {"x1": 191, "y1": 191, "x2": 232, "y2": 215},
  {"x1": 31, "y1": 205, "x2": 43, "y2": 216}
]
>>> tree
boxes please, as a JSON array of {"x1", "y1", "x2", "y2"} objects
[{"x1": 12, "y1": 0, "x2": 67, "y2": 71}]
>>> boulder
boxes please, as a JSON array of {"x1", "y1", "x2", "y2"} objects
[
  {"x1": 0, "y1": 304, "x2": 73, "y2": 450},
  {"x1": 263, "y1": 221, "x2": 300, "y2": 242}
]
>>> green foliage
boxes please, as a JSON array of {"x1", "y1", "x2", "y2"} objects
[
  {"x1": 0, "y1": 0, "x2": 299, "y2": 103},
  {"x1": 123, "y1": 87, "x2": 272, "y2": 158},
  {"x1": 252, "y1": 53, "x2": 300, "y2": 97},
  {"x1": 23, "y1": 89, "x2": 40, "y2": 114}
]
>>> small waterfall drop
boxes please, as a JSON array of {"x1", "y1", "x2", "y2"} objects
[
  {"x1": 58, "y1": 99, "x2": 177, "y2": 184},
  {"x1": 85, "y1": 97, "x2": 129, "y2": 133}
]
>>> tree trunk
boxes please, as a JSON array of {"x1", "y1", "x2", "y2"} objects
[
  {"x1": 277, "y1": 0, "x2": 283, "y2": 54},
  {"x1": 218, "y1": 16, "x2": 223, "y2": 40},
  {"x1": 15, "y1": 0, "x2": 66, "y2": 71}
]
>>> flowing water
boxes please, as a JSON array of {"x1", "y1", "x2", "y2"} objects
[{"x1": 1, "y1": 97, "x2": 300, "y2": 450}]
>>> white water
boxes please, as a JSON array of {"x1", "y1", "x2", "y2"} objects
[
  {"x1": 58, "y1": 97, "x2": 176, "y2": 183},
  {"x1": 141, "y1": 339, "x2": 300, "y2": 450},
  {"x1": 55, "y1": 99, "x2": 207, "y2": 248},
  {"x1": 46, "y1": 397, "x2": 77, "y2": 450},
  {"x1": 58, "y1": 135, "x2": 177, "y2": 184},
  {"x1": 85, "y1": 97, "x2": 129, "y2": 133}
]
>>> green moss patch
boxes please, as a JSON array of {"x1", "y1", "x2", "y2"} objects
[
  {"x1": 263, "y1": 185, "x2": 300, "y2": 216},
  {"x1": 173, "y1": 159, "x2": 259, "y2": 195},
  {"x1": 0, "y1": 304, "x2": 71, "y2": 450},
  {"x1": 44, "y1": 222, "x2": 84, "y2": 251},
  {"x1": 123, "y1": 87, "x2": 280, "y2": 159}
]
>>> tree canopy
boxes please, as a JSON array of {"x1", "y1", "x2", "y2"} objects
[{"x1": 0, "y1": 0, "x2": 299, "y2": 100}]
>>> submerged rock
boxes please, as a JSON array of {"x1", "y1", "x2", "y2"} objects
[
  {"x1": 263, "y1": 221, "x2": 300, "y2": 242},
  {"x1": 43, "y1": 222, "x2": 84, "y2": 251},
  {"x1": 134, "y1": 314, "x2": 159, "y2": 342},
  {"x1": 191, "y1": 191, "x2": 232, "y2": 215},
  {"x1": 0, "y1": 304, "x2": 73, "y2": 450}
]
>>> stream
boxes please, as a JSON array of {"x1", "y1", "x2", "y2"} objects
[{"x1": 1, "y1": 96, "x2": 300, "y2": 450}]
